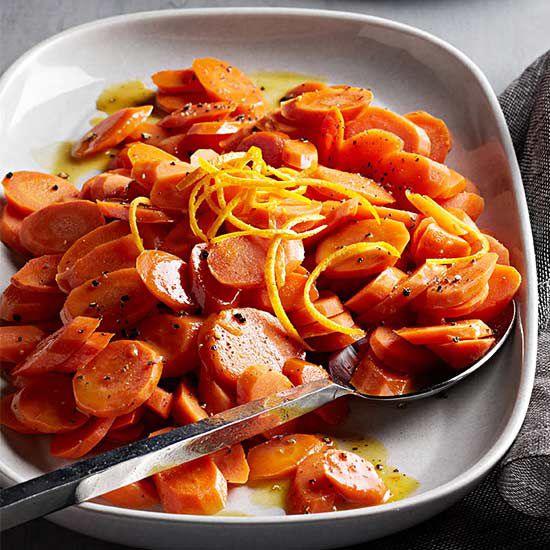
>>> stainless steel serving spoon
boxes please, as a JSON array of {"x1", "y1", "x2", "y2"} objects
[{"x1": 0, "y1": 303, "x2": 515, "y2": 530}]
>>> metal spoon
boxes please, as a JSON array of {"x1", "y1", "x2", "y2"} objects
[{"x1": 0, "y1": 302, "x2": 515, "y2": 530}]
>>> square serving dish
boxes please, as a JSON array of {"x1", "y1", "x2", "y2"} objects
[{"x1": 0, "y1": 8, "x2": 537, "y2": 549}]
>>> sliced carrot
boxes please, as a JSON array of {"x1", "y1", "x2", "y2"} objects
[
  {"x1": 0, "y1": 325, "x2": 46, "y2": 363},
  {"x1": 12, "y1": 374, "x2": 88, "y2": 433},
  {"x1": 10, "y1": 254, "x2": 61, "y2": 295},
  {"x1": 72, "y1": 106, "x2": 153, "y2": 158},
  {"x1": 471, "y1": 264, "x2": 521, "y2": 321},
  {"x1": 413, "y1": 221, "x2": 471, "y2": 263},
  {"x1": 372, "y1": 206, "x2": 419, "y2": 231},
  {"x1": 300, "y1": 310, "x2": 355, "y2": 339},
  {"x1": 435, "y1": 169, "x2": 468, "y2": 200},
  {"x1": 152, "y1": 69, "x2": 204, "y2": 94},
  {"x1": 428, "y1": 337, "x2": 495, "y2": 369},
  {"x1": 213, "y1": 444, "x2": 250, "y2": 484},
  {"x1": 306, "y1": 330, "x2": 362, "y2": 352},
  {"x1": 111, "y1": 408, "x2": 145, "y2": 431},
  {"x1": 189, "y1": 243, "x2": 240, "y2": 313},
  {"x1": 0, "y1": 394, "x2": 39, "y2": 433},
  {"x1": 315, "y1": 218, "x2": 410, "y2": 278},
  {"x1": 290, "y1": 291, "x2": 343, "y2": 327},
  {"x1": 198, "y1": 364, "x2": 235, "y2": 414},
  {"x1": 282, "y1": 139, "x2": 318, "y2": 170},
  {"x1": 312, "y1": 165, "x2": 394, "y2": 206},
  {"x1": 0, "y1": 284, "x2": 64, "y2": 323},
  {"x1": 282, "y1": 358, "x2": 329, "y2": 386},
  {"x1": 484, "y1": 234, "x2": 510, "y2": 265},
  {"x1": 0, "y1": 205, "x2": 28, "y2": 255},
  {"x1": 125, "y1": 122, "x2": 170, "y2": 147},
  {"x1": 424, "y1": 282, "x2": 490, "y2": 320},
  {"x1": 56, "y1": 331, "x2": 114, "y2": 373},
  {"x1": 102, "y1": 479, "x2": 160, "y2": 510},
  {"x1": 172, "y1": 380, "x2": 208, "y2": 425},
  {"x1": 184, "y1": 120, "x2": 247, "y2": 153},
  {"x1": 136, "y1": 250, "x2": 194, "y2": 312},
  {"x1": 153, "y1": 455, "x2": 227, "y2": 515},
  {"x1": 287, "y1": 451, "x2": 337, "y2": 514},
  {"x1": 62, "y1": 268, "x2": 158, "y2": 332},
  {"x1": 50, "y1": 416, "x2": 114, "y2": 459},
  {"x1": 2, "y1": 171, "x2": 78, "y2": 215},
  {"x1": 159, "y1": 101, "x2": 235, "y2": 130},
  {"x1": 316, "y1": 107, "x2": 345, "y2": 165},
  {"x1": 12, "y1": 316, "x2": 100, "y2": 376},
  {"x1": 248, "y1": 434, "x2": 326, "y2": 481},
  {"x1": 59, "y1": 234, "x2": 140, "y2": 292},
  {"x1": 396, "y1": 319, "x2": 493, "y2": 345},
  {"x1": 145, "y1": 386, "x2": 173, "y2": 420},
  {"x1": 96, "y1": 199, "x2": 174, "y2": 224},
  {"x1": 281, "y1": 87, "x2": 373, "y2": 126},
  {"x1": 160, "y1": 221, "x2": 200, "y2": 259},
  {"x1": 350, "y1": 352, "x2": 414, "y2": 396},
  {"x1": 236, "y1": 131, "x2": 288, "y2": 167},
  {"x1": 106, "y1": 422, "x2": 145, "y2": 444},
  {"x1": 138, "y1": 313, "x2": 202, "y2": 378},
  {"x1": 440, "y1": 192, "x2": 485, "y2": 221},
  {"x1": 358, "y1": 262, "x2": 447, "y2": 324},
  {"x1": 236, "y1": 364, "x2": 293, "y2": 404},
  {"x1": 156, "y1": 91, "x2": 210, "y2": 113},
  {"x1": 73, "y1": 340, "x2": 162, "y2": 417},
  {"x1": 80, "y1": 171, "x2": 132, "y2": 201},
  {"x1": 280, "y1": 81, "x2": 328, "y2": 101},
  {"x1": 149, "y1": 166, "x2": 196, "y2": 210},
  {"x1": 345, "y1": 107, "x2": 431, "y2": 156},
  {"x1": 345, "y1": 267, "x2": 406, "y2": 314},
  {"x1": 404, "y1": 111, "x2": 452, "y2": 163},
  {"x1": 370, "y1": 327, "x2": 438, "y2": 374},
  {"x1": 323, "y1": 449, "x2": 388, "y2": 505},
  {"x1": 192, "y1": 57, "x2": 265, "y2": 114}
]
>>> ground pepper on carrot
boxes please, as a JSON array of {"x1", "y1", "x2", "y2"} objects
[{"x1": 0, "y1": 57, "x2": 521, "y2": 516}]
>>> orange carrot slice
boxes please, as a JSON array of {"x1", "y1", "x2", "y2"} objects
[
  {"x1": 0, "y1": 205, "x2": 29, "y2": 255},
  {"x1": 198, "y1": 364, "x2": 235, "y2": 415},
  {"x1": 404, "y1": 111, "x2": 452, "y2": 163},
  {"x1": 428, "y1": 338, "x2": 495, "y2": 369},
  {"x1": 152, "y1": 69, "x2": 204, "y2": 94},
  {"x1": 145, "y1": 386, "x2": 173, "y2": 420},
  {"x1": 0, "y1": 394, "x2": 39, "y2": 433},
  {"x1": 50, "y1": 416, "x2": 114, "y2": 458},
  {"x1": 0, "y1": 325, "x2": 46, "y2": 363},
  {"x1": 213, "y1": 444, "x2": 250, "y2": 485},
  {"x1": 282, "y1": 358, "x2": 329, "y2": 385},
  {"x1": 159, "y1": 101, "x2": 235, "y2": 130},
  {"x1": 396, "y1": 319, "x2": 493, "y2": 345},
  {"x1": 0, "y1": 284, "x2": 64, "y2": 323},
  {"x1": 236, "y1": 364, "x2": 293, "y2": 404},
  {"x1": 171, "y1": 380, "x2": 208, "y2": 425},
  {"x1": 102, "y1": 479, "x2": 160, "y2": 509},
  {"x1": 96, "y1": 199, "x2": 174, "y2": 224},
  {"x1": 236, "y1": 131, "x2": 288, "y2": 167},
  {"x1": 282, "y1": 139, "x2": 318, "y2": 170},
  {"x1": 11, "y1": 254, "x2": 61, "y2": 294},
  {"x1": 440, "y1": 192, "x2": 485, "y2": 221}
]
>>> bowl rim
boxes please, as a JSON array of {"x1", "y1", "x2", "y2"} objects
[{"x1": 0, "y1": 6, "x2": 538, "y2": 526}]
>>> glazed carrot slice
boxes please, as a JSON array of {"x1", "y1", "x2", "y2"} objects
[
  {"x1": 422, "y1": 283, "x2": 490, "y2": 321},
  {"x1": 300, "y1": 311, "x2": 355, "y2": 340},
  {"x1": 0, "y1": 325, "x2": 46, "y2": 363},
  {"x1": 282, "y1": 358, "x2": 329, "y2": 386},
  {"x1": 60, "y1": 234, "x2": 141, "y2": 292},
  {"x1": 312, "y1": 165, "x2": 394, "y2": 206},
  {"x1": 236, "y1": 364, "x2": 293, "y2": 405},
  {"x1": 57, "y1": 220, "x2": 130, "y2": 286},
  {"x1": 106, "y1": 422, "x2": 145, "y2": 444},
  {"x1": 125, "y1": 122, "x2": 170, "y2": 147},
  {"x1": 156, "y1": 91, "x2": 210, "y2": 113},
  {"x1": 345, "y1": 107, "x2": 431, "y2": 156},
  {"x1": 428, "y1": 337, "x2": 495, "y2": 369},
  {"x1": 420, "y1": 253, "x2": 498, "y2": 310},
  {"x1": 0, "y1": 394, "x2": 39, "y2": 433},
  {"x1": 248, "y1": 434, "x2": 326, "y2": 481},
  {"x1": 370, "y1": 327, "x2": 438, "y2": 374},
  {"x1": 345, "y1": 267, "x2": 407, "y2": 314},
  {"x1": 184, "y1": 120, "x2": 247, "y2": 152},
  {"x1": 413, "y1": 221, "x2": 471, "y2": 263},
  {"x1": 20, "y1": 200, "x2": 105, "y2": 256},
  {"x1": 12, "y1": 374, "x2": 88, "y2": 433},
  {"x1": 50, "y1": 416, "x2": 114, "y2": 459},
  {"x1": 397, "y1": 320, "x2": 492, "y2": 345},
  {"x1": 96, "y1": 199, "x2": 175, "y2": 224},
  {"x1": 0, "y1": 205, "x2": 28, "y2": 255},
  {"x1": 148, "y1": 167, "x2": 195, "y2": 211},
  {"x1": 315, "y1": 218, "x2": 410, "y2": 278},
  {"x1": 280, "y1": 81, "x2": 328, "y2": 102},
  {"x1": 12, "y1": 316, "x2": 100, "y2": 376},
  {"x1": 73, "y1": 340, "x2": 162, "y2": 417},
  {"x1": 81, "y1": 171, "x2": 133, "y2": 201},
  {"x1": 0, "y1": 284, "x2": 65, "y2": 323},
  {"x1": 435, "y1": 169, "x2": 467, "y2": 200},
  {"x1": 145, "y1": 386, "x2": 173, "y2": 420},
  {"x1": 281, "y1": 87, "x2": 373, "y2": 126},
  {"x1": 372, "y1": 206, "x2": 419, "y2": 231},
  {"x1": 159, "y1": 101, "x2": 236, "y2": 130},
  {"x1": 282, "y1": 139, "x2": 318, "y2": 170},
  {"x1": 189, "y1": 243, "x2": 240, "y2": 313},
  {"x1": 138, "y1": 313, "x2": 202, "y2": 378},
  {"x1": 127, "y1": 142, "x2": 180, "y2": 166},
  {"x1": 192, "y1": 57, "x2": 265, "y2": 113},
  {"x1": 306, "y1": 330, "x2": 362, "y2": 352},
  {"x1": 440, "y1": 191, "x2": 485, "y2": 221},
  {"x1": 102, "y1": 479, "x2": 160, "y2": 510},
  {"x1": 236, "y1": 131, "x2": 288, "y2": 167},
  {"x1": 136, "y1": 250, "x2": 195, "y2": 312},
  {"x1": 286, "y1": 451, "x2": 337, "y2": 514},
  {"x1": 410, "y1": 216, "x2": 434, "y2": 257},
  {"x1": 172, "y1": 380, "x2": 208, "y2": 425},
  {"x1": 484, "y1": 234, "x2": 510, "y2": 265},
  {"x1": 111, "y1": 408, "x2": 145, "y2": 431},
  {"x1": 404, "y1": 110, "x2": 452, "y2": 163},
  {"x1": 152, "y1": 69, "x2": 204, "y2": 94},
  {"x1": 72, "y1": 106, "x2": 153, "y2": 158},
  {"x1": 323, "y1": 449, "x2": 388, "y2": 505},
  {"x1": 290, "y1": 291, "x2": 344, "y2": 328},
  {"x1": 11, "y1": 254, "x2": 61, "y2": 294},
  {"x1": 198, "y1": 364, "x2": 235, "y2": 414},
  {"x1": 358, "y1": 263, "x2": 447, "y2": 324},
  {"x1": 350, "y1": 352, "x2": 414, "y2": 396},
  {"x1": 62, "y1": 268, "x2": 158, "y2": 332},
  {"x1": 153, "y1": 455, "x2": 227, "y2": 515},
  {"x1": 316, "y1": 107, "x2": 345, "y2": 165},
  {"x1": 2, "y1": 171, "x2": 78, "y2": 215},
  {"x1": 55, "y1": 331, "x2": 114, "y2": 373},
  {"x1": 213, "y1": 444, "x2": 250, "y2": 485},
  {"x1": 471, "y1": 264, "x2": 521, "y2": 321}
]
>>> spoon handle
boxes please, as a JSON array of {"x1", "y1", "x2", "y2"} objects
[{"x1": 0, "y1": 379, "x2": 349, "y2": 531}]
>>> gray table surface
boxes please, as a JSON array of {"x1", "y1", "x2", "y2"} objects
[{"x1": 1, "y1": 1, "x2": 549, "y2": 548}]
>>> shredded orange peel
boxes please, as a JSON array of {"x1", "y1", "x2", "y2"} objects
[{"x1": 128, "y1": 196, "x2": 152, "y2": 253}]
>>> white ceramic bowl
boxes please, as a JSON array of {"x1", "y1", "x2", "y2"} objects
[{"x1": 0, "y1": 8, "x2": 538, "y2": 550}]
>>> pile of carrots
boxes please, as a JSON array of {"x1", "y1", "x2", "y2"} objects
[{"x1": 0, "y1": 57, "x2": 521, "y2": 515}]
